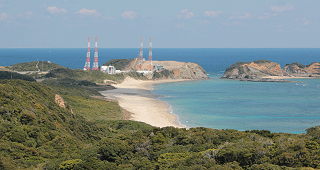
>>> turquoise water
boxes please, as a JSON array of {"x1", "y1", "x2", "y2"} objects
[
  {"x1": 153, "y1": 75, "x2": 320, "y2": 134},
  {"x1": 1, "y1": 48, "x2": 320, "y2": 134}
]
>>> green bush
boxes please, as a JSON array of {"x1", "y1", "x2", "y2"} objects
[
  {"x1": 45, "y1": 68, "x2": 125, "y2": 83},
  {"x1": 59, "y1": 159, "x2": 82, "y2": 170},
  {"x1": 152, "y1": 69, "x2": 172, "y2": 79},
  {"x1": 102, "y1": 59, "x2": 134, "y2": 70}
]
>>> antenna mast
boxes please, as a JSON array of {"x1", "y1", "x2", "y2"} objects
[
  {"x1": 84, "y1": 36, "x2": 91, "y2": 70},
  {"x1": 92, "y1": 36, "x2": 99, "y2": 70}
]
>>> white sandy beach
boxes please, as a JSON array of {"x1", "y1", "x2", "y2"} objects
[{"x1": 100, "y1": 77, "x2": 189, "y2": 128}]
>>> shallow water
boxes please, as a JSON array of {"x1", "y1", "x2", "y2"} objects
[
  {"x1": 153, "y1": 75, "x2": 320, "y2": 134},
  {"x1": 1, "y1": 48, "x2": 320, "y2": 133}
]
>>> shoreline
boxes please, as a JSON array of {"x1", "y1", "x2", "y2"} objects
[
  {"x1": 100, "y1": 77, "x2": 191, "y2": 128},
  {"x1": 262, "y1": 76, "x2": 320, "y2": 79}
]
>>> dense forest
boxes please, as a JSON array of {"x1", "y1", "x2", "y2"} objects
[{"x1": 1, "y1": 63, "x2": 320, "y2": 169}]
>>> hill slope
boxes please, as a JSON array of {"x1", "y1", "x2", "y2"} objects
[
  {"x1": 0, "y1": 71, "x2": 36, "y2": 82},
  {"x1": 6, "y1": 61, "x2": 65, "y2": 72}
]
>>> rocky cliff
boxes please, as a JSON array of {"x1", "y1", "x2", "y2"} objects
[
  {"x1": 222, "y1": 60, "x2": 320, "y2": 81},
  {"x1": 283, "y1": 62, "x2": 320, "y2": 77},
  {"x1": 221, "y1": 60, "x2": 283, "y2": 80},
  {"x1": 124, "y1": 59, "x2": 208, "y2": 80},
  {"x1": 173, "y1": 62, "x2": 208, "y2": 79}
]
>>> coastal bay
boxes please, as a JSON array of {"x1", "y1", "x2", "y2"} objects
[{"x1": 100, "y1": 77, "x2": 189, "y2": 128}]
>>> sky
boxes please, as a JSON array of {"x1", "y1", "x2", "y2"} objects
[{"x1": 0, "y1": 0, "x2": 319, "y2": 48}]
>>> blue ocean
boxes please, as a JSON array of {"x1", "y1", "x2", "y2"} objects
[{"x1": 1, "y1": 48, "x2": 320, "y2": 134}]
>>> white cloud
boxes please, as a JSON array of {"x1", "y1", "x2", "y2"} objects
[
  {"x1": 0, "y1": 13, "x2": 7, "y2": 20},
  {"x1": 204, "y1": 11, "x2": 223, "y2": 17},
  {"x1": 303, "y1": 19, "x2": 309, "y2": 25},
  {"x1": 270, "y1": 3, "x2": 294, "y2": 12},
  {"x1": 76, "y1": 8, "x2": 100, "y2": 16},
  {"x1": 177, "y1": 9, "x2": 193, "y2": 19},
  {"x1": 121, "y1": 11, "x2": 138, "y2": 19},
  {"x1": 180, "y1": 9, "x2": 188, "y2": 13},
  {"x1": 46, "y1": 6, "x2": 67, "y2": 14},
  {"x1": 258, "y1": 13, "x2": 270, "y2": 19},
  {"x1": 17, "y1": 12, "x2": 34, "y2": 18},
  {"x1": 229, "y1": 12, "x2": 251, "y2": 20}
]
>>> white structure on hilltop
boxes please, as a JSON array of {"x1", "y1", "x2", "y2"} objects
[{"x1": 101, "y1": 66, "x2": 116, "y2": 74}]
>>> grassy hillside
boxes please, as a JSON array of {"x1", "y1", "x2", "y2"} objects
[
  {"x1": 0, "y1": 71, "x2": 36, "y2": 82},
  {"x1": 102, "y1": 59, "x2": 134, "y2": 70},
  {"x1": 0, "y1": 79, "x2": 152, "y2": 169},
  {"x1": 2, "y1": 62, "x2": 320, "y2": 169},
  {"x1": 45, "y1": 68, "x2": 125, "y2": 83},
  {"x1": 0, "y1": 79, "x2": 108, "y2": 169},
  {"x1": 6, "y1": 61, "x2": 65, "y2": 72},
  {"x1": 2, "y1": 80, "x2": 320, "y2": 170}
]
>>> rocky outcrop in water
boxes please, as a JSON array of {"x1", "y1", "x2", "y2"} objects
[
  {"x1": 221, "y1": 60, "x2": 283, "y2": 80},
  {"x1": 222, "y1": 60, "x2": 320, "y2": 81},
  {"x1": 175, "y1": 62, "x2": 207, "y2": 79},
  {"x1": 283, "y1": 62, "x2": 320, "y2": 77}
]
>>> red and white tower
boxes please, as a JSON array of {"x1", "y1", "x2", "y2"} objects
[
  {"x1": 148, "y1": 37, "x2": 152, "y2": 62},
  {"x1": 92, "y1": 36, "x2": 99, "y2": 70},
  {"x1": 137, "y1": 36, "x2": 143, "y2": 70},
  {"x1": 139, "y1": 36, "x2": 143, "y2": 60},
  {"x1": 148, "y1": 37, "x2": 153, "y2": 71},
  {"x1": 83, "y1": 36, "x2": 91, "y2": 70}
]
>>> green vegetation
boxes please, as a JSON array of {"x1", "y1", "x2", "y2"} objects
[
  {"x1": 0, "y1": 71, "x2": 36, "y2": 82},
  {"x1": 2, "y1": 78, "x2": 320, "y2": 169},
  {"x1": 102, "y1": 59, "x2": 134, "y2": 70},
  {"x1": 6, "y1": 61, "x2": 65, "y2": 72},
  {"x1": 2, "y1": 62, "x2": 320, "y2": 169},
  {"x1": 153, "y1": 69, "x2": 172, "y2": 79},
  {"x1": 125, "y1": 71, "x2": 148, "y2": 80},
  {"x1": 226, "y1": 61, "x2": 251, "y2": 72},
  {"x1": 45, "y1": 68, "x2": 125, "y2": 83}
]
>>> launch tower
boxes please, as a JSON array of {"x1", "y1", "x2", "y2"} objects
[
  {"x1": 139, "y1": 36, "x2": 143, "y2": 60},
  {"x1": 137, "y1": 36, "x2": 143, "y2": 70},
  {"x1": 148, "y1": 37, "x2": 153, "y2": 71},
  {"x1": 92, "y1": 36, "x2": 99, "y2": 70},
  {"x1": 83, "y1": 36, "x2": 91, "y2": 70}
]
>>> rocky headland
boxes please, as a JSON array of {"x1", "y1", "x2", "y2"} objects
[
  {"x1": 221, "y1": 60, "x2": 320, "y2": 82},
  {"x1": 110, "y1": 59, "x2": 208, "y2": 80}
]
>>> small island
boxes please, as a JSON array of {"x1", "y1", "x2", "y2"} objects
[{"x1": 221, "y1": 60, "x2": 320, "y2": 82}]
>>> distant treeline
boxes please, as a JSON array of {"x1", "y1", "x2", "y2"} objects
[{"x1": 6, "y1": 61, "x2": 65, "y2": 72}]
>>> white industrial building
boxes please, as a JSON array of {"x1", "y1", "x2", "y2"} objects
[{"x1": 101, "y1": 66, "x2": 116, "y2": 74}]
